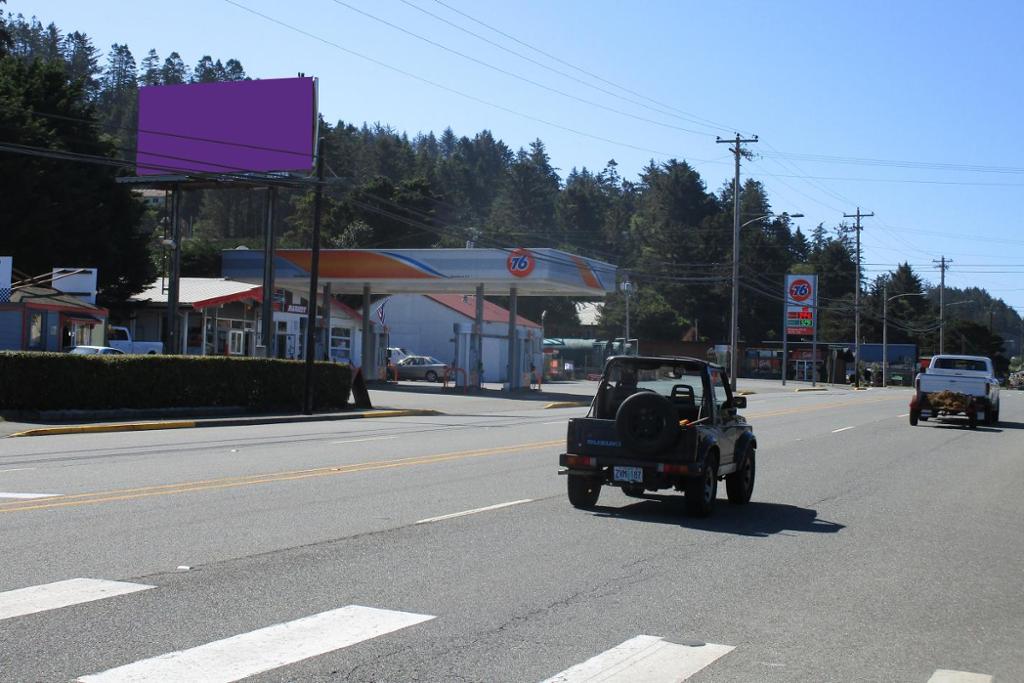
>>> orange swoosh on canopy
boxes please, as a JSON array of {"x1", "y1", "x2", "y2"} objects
[
  {"x1": 278, "y1": 250, "x2": 441, "y2": 279},
  {"x1": 570, "y1": 255, "x2": 601, "y2": 289}
]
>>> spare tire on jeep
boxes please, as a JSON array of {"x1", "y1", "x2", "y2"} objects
[{"x1": 615, "y1": 391, "x2": 679, "y2": 455}]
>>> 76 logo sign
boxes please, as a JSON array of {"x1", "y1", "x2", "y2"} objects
[{"x1": 506, "y1": 248, "x2": 536, "y2": 278}]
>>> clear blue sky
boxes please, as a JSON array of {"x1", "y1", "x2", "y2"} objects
[{"x1": 10, "y1": 0, "x2": 1024, "y2": 314}]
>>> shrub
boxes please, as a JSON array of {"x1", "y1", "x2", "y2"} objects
[{"x1": 0, "y1": 353, "x2": 352, "y2": 412}]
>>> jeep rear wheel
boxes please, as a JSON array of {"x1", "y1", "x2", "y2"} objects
[
  {"x1": 726, "y1": 450, "x2": 755, "y2": 504},
  {"x1": 909, "y1": 409, "x2": 919, "y2": 426},
  {"x1": 567, "y1": 475, "x2": 601, "y2": 509},
  {"x1": 685, "y1": 456, "x2": 718, "y2": 517}
]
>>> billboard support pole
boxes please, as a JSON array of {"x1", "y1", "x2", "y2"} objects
[
  {"x1": 165, "y1": 185, "x2": 182, "y2": 355},
  {"x1": 303, "y1": 138, "x2": 326, "y2": 415},
  {"x1": 260, "y1": 187, "x2": 277, "y2": 358}
]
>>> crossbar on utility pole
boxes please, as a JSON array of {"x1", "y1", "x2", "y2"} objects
[
  {"x1": 844, "y1": 207, "x2": 873, "y2": 388},
  {"x1": 717, "y1": 133, "x2": 758, "y2": 391}
]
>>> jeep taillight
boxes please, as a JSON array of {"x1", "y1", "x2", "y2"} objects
[{"x1": 565, "y1": 455, "x2": 597, "y2": 468}]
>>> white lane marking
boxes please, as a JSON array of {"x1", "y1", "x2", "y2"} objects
[
  {"x1": 543, "y1": 420, "x2": 567, "y2": 425},
  {"x1": 898, "y1": 413, "x2": 910, "y2": 418},
  {"x1": 78, "y1": 604, "x2": 434, "y2": 683},
  {"x1": 329, "y1": 436, "x2": 398, "y2": 445},
  {"x1": 927, "y1": 670, "x2": 993, "y2": 683},
  {"x1": 0, "y1": 578, "x2": 154, "y2": 621},
  {"x1": 540, "y1": 635, "x2": 734, "y2": 683},
  {"x1": 831, "y1": 426, "x2": 854, "y2": 433},
  {"x1": 416, "y1": 499, "x2": 533, "y2": 525},
  {"x1": 0, "y1": 491, "x2": 61, "y2": 499},
  {"x1": 0, "y1": 468, "x2": 36, "y2": 474}
]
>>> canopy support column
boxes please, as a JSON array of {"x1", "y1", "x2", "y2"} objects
[
  {"x1": 473, "y1": 284, "x2": 484, "y2": 387},
  {"x1": 361, "y1": 285, "x2": 373, "y2": 378},
  {"x1": 507, "y1": 286, "x2": 519, "y2": 391}
]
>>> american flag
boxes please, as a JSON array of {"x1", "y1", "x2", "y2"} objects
[{"x1": 374, "y1": 297, "x2": 390, "y2": 326}]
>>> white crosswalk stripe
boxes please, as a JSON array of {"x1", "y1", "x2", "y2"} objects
[
  {"x1": 0, "y1": 578, "x2": 154, "y2": 621},
  {"x1": 77, "y1": 604, "x2": 435, "y2": 683},
  {"x1": 540, "y1": 635, "x2": 734, "y2": 683},
  {"x1": 927, "y1": 670, "x2": 993, "y2": 683}
]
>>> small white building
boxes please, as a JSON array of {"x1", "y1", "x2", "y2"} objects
[
  {"x1": 384, "y1": 294, "x2": 542, "y2": 383},
  {"x1": 121, "y1": 278, "x2": 376, "y2": 363}
]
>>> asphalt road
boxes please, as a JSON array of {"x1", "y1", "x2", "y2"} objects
[{"x1": 1, "y1": 386, "x2": 1021, "y2": 682}]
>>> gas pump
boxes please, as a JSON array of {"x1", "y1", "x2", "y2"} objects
[{"x1": 452, "y1": 322, "x2": 473, "y2": 387}]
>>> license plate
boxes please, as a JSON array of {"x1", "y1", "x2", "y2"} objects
[
  {"x1": 920, "y1": 410, "x2": 932, "y2": 417},
  {"x1": 613, "y1": 466, "x2": 643, "y2": 483}
]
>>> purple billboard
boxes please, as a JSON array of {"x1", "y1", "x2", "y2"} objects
[{"x1": 136, "y1": 77, "x2": 316, "y2": 176}]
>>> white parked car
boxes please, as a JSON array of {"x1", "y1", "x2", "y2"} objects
[{"x1": 70, "y1": 346, "x2": 125, "y2": 356}]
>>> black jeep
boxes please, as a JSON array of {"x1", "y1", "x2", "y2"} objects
[{"x1": 558, "y1": 355, "x2": 756, "y2": 516}]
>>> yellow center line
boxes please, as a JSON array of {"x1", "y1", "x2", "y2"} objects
[
  {"x1": 0, "y1": 439, "x2": 563, "y2": 514},
  {"x1": 1, "y1": 393, "x2": 905, "y2": 514}
]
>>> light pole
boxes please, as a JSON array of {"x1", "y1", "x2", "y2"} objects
[
  {"x1": 622, "y1": 278, "x2": 632, "y2": 356},
  {"x1": 941, "y1": 300, "x2": 975, "y2": 354},
  {"x1": 882, "y1": 288, "x2": 927, "y2": 387},
  {"x1": 730, "y1": 212, "x2": 803, "y2": 391}
]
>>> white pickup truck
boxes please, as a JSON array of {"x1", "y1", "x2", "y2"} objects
[
  {"x1": 910, "y1": 354, "x2": 1000, "y2": 428},
  {"x1": 107, "y1": 326, "x2": 163, "y2": 355}
]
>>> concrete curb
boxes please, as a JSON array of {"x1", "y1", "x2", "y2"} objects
[
  {"x1": 6, "y1": 409, "x2": 443, "y2": 438},
  {"x1": 544, "y1": 401, "x2": 590, "y2": 409},
  {"x1": 736, "y1": 391, "x2": 757, "y2": 396},
  {"x1": 794, "y1": 387, "x2": 828, "y2": 392}
]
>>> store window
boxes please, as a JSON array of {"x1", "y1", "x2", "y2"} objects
[
  {"x1": 27, "y1": 313, "x2": 44, "y2": 349},
  {"x1": 330, "y1": 326, "x2": 352, "y2": 362}
]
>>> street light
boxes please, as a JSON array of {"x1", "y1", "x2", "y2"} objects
[
  {"x1": 941, "y1": 300, "x2": 975, "y2": 354},
  {"x1": 730, "y1": 212, "x2": 804, "y2": 391},
  {"x1": 882, "y1": 289, "x2": 927, "y2": 387},
  {"x1": 622, "y1": 278, "x2": 632, "y2": 356}
]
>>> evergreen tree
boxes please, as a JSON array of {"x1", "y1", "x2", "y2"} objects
[
  {"x1": 138, "y1": 48, "x2": 161, "y2": 86},
  {"x1": 160, "y1": 51, "x2": 186, "y2": 84},
  {"x1": 98, "y1": 43, "x2": 136, "y2": 148},
  {"x1": 0, "y1": 56, "x2": 152, "y2": 301}
]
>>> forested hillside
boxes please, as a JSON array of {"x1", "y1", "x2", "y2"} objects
[{"x1": 2, "y1": 9, "x2": 1020, "y2": 370}]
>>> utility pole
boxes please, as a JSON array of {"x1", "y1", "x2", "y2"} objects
[
  {"x1": 303, "y1": 138, "x2": 326, "y2": 415},
  {"x1": 882, "y1": 284, "x2": 888, "y2": 387},
  {"x1": 843, "y1": 208, "x2": 873, "y2": 388},
  {"x1": 717, "y1": 133, "x2": 758, "y2": 391},
  {"x1": 933, "y1": 256, "x2": 951, "y2": 354}
]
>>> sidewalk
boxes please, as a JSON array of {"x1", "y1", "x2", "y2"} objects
[{"x1": 0, "y1": 380, "x2": 598, "y2": 438}]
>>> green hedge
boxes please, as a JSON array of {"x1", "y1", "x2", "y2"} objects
[{"x1": 0, "y1": 353, "x2": 352, "y2": 412}]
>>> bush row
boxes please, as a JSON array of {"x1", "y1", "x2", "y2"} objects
[{"x1": 0, "y1": 353, "x2": 352, "y2": 412}]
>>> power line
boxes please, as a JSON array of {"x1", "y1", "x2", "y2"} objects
[
  {"x1": 329, "y1": 0, "x2": 714, "y2": 137},
  {"x1": 397, "y1": 0, "x2": 728, "y2": 134},
  {"x1": 761, "y1": 150, "x2": 1024, "y2": 175},
  {"x1": 221, "y1": 0, "x2": 701, "y2": 160},
  {"x1": 427, "y1": 0, "x2": 747, "y2": 135}
]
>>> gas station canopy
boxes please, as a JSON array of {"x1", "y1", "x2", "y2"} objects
[{"x1": 222, "y1": 247, "x2": 617, "y2": 296}]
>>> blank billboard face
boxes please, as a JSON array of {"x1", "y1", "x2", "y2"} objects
[{"x1": 136, "y1": 77, "x2": 316, "y2": 175}]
